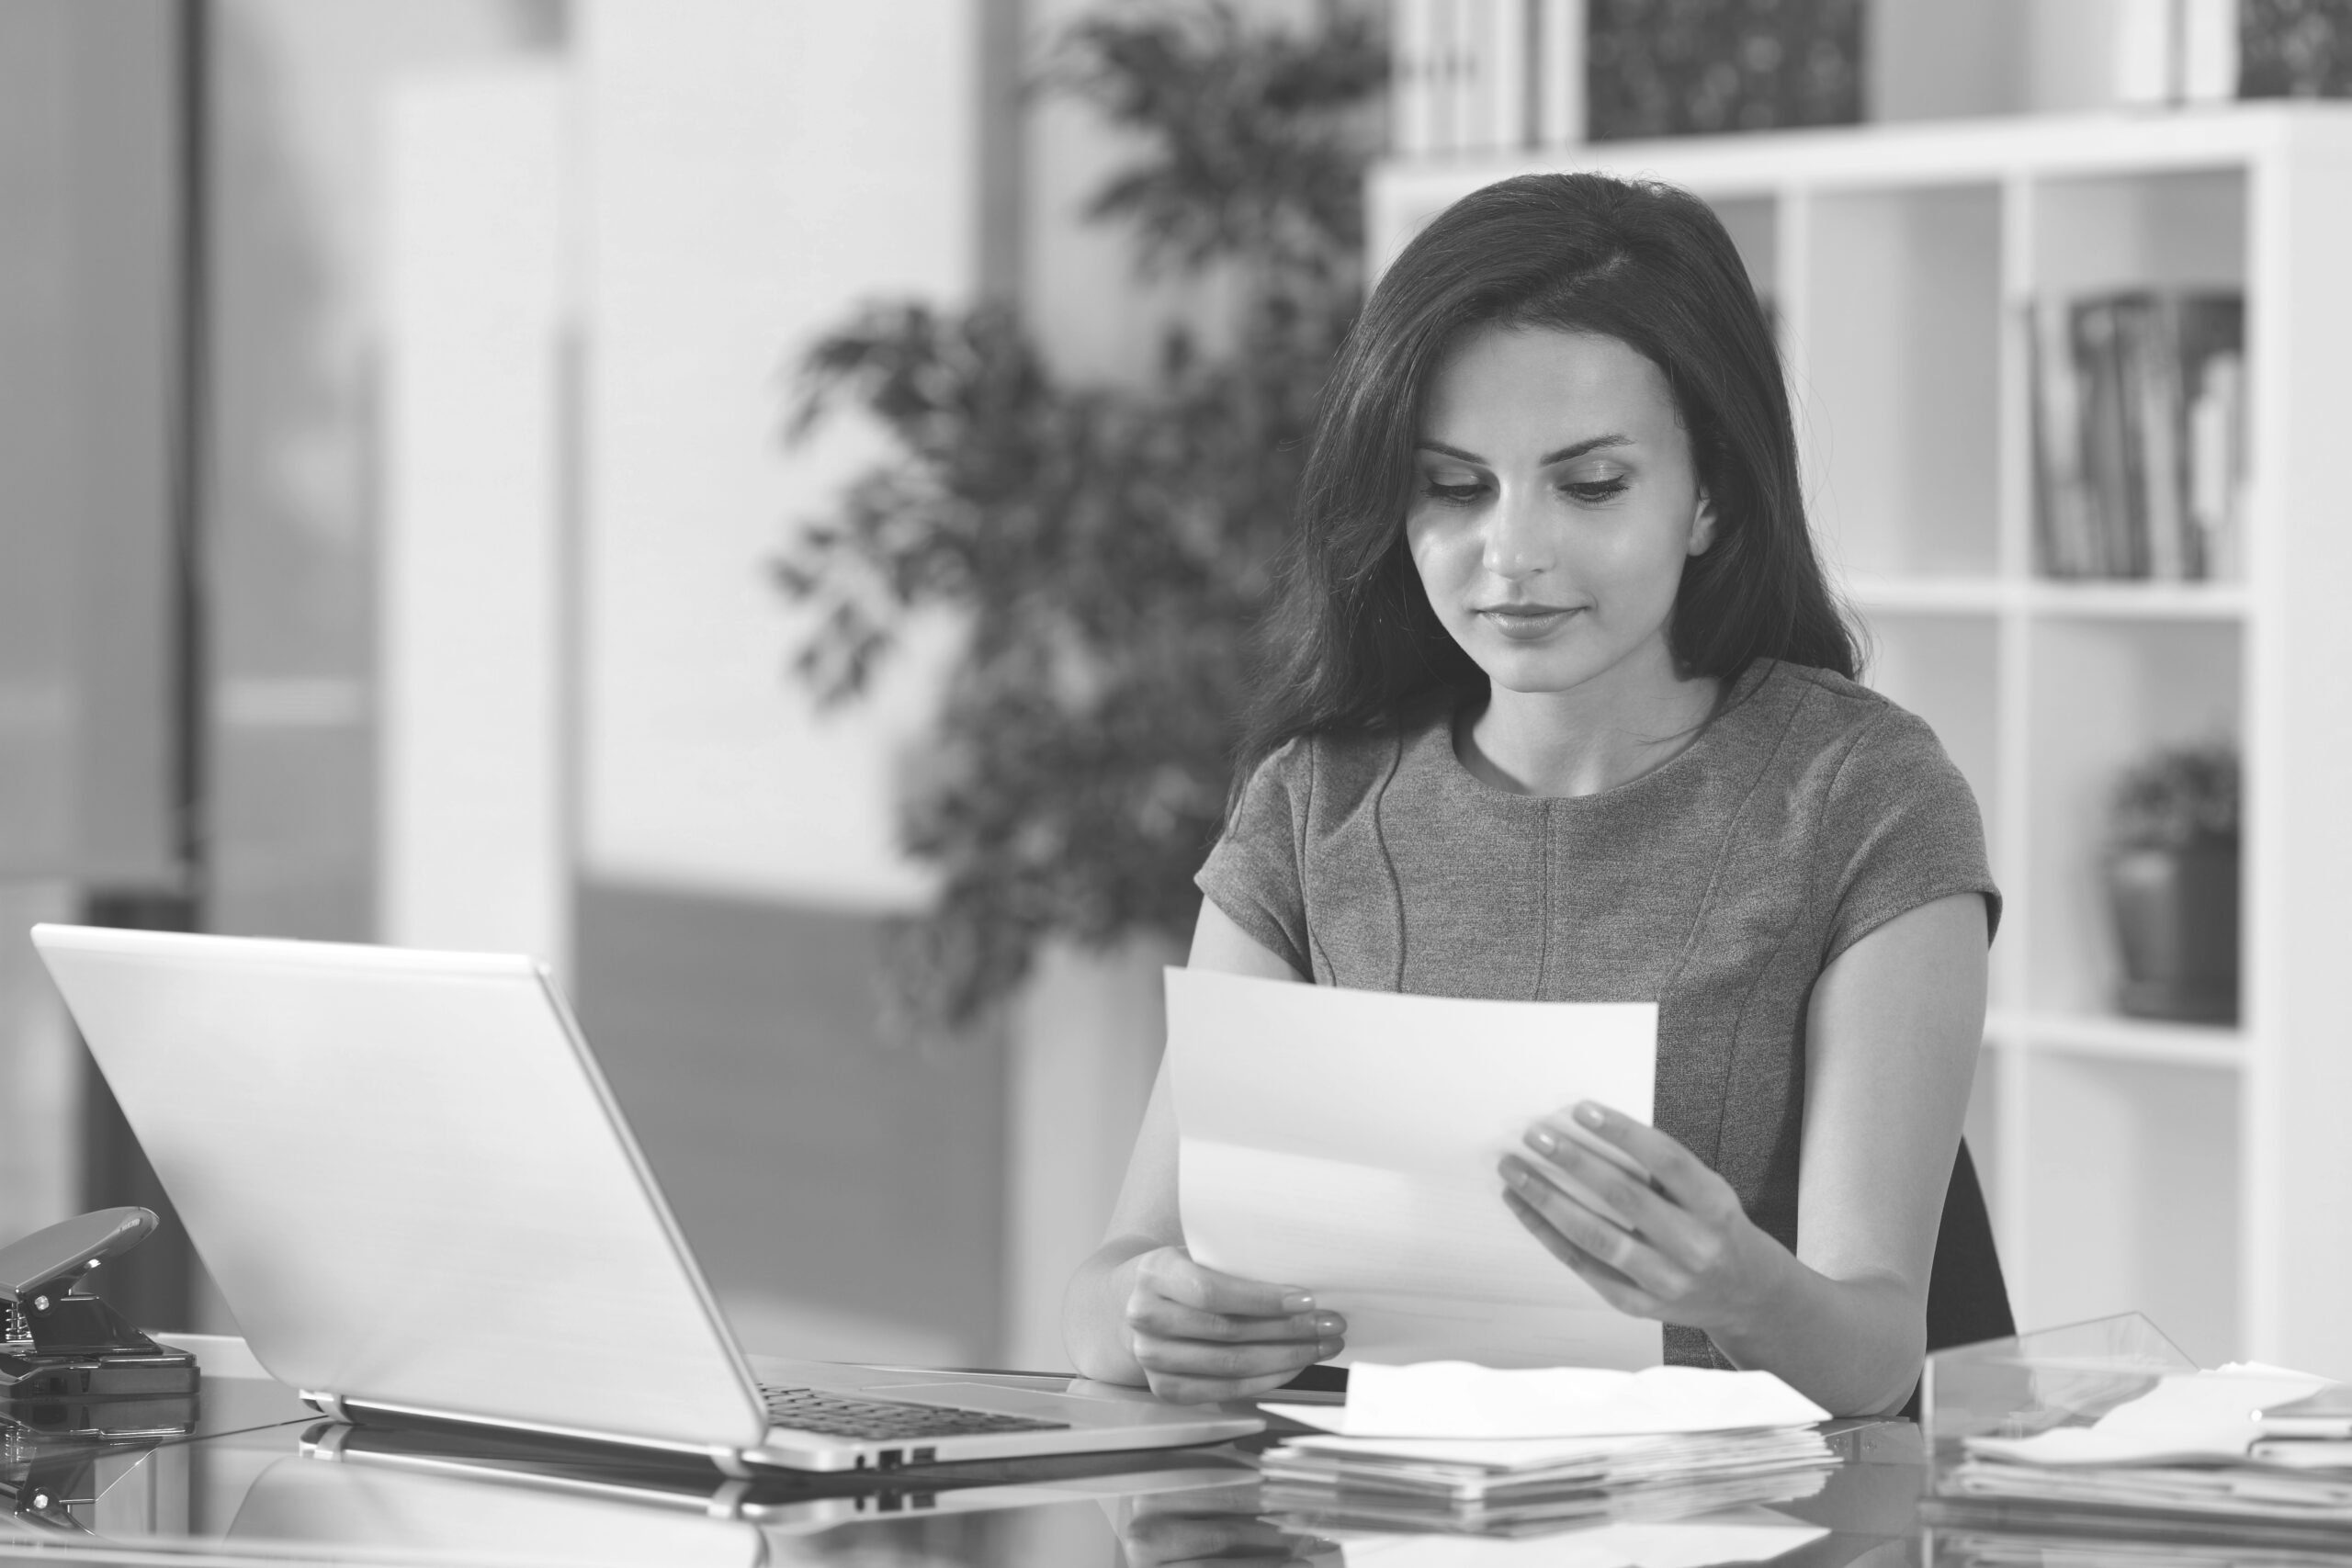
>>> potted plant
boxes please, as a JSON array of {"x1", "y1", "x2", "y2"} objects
[
  {"x1": 775, "y1": 2, "x2": 1384, "y2": 1041},
  {"x1": 2106, "y1": 741, "x2": 2240, "y2": 1024}
]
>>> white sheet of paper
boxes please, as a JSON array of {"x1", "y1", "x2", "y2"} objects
[
  {"x1": 1965, "y1": 1363, "x2": 2334, "y2": 1468},
  {"x1": 1261, "y1": 1361, "x2": 1828, "y2": 1439},
  {"x1": 1165, "y1": 968, "x2": 1661, "y2": 1371},
  {"x1": 1338, "y1": 1508, "x2": 1828, "y2": 1568}
]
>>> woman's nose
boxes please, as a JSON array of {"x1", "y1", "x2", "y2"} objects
[{"x1": 1480, "y1": 480, "x2": 1553, "y2": 581}]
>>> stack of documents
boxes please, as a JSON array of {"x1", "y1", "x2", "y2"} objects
[
  {"x1": 1324, "y1": 1506, "x2": 1830, "y2": 1562},
  {"x1": 1258, "y1": 1362, "x2": 1838, "y2": 1536},
  {"x1": 1941, "y1": 1362, "x2": 2352, "y2": 1539}
]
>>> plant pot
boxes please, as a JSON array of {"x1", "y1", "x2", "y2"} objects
[{"x1": 2106, "y1": 840, "x2": 2240, "y2": 1024}]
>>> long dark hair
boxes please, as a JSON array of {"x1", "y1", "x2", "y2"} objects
[{"x1": 1235, "y1": 172, "x2": 1856, "y2": 785}]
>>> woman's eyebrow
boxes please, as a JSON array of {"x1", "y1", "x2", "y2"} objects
[
  {"x1": 1417, "y1": 434, "x2": 1634, "y2": 466},
  {"x1": 1539, "y1": 434, "x2": 1634, "y2": 465}
]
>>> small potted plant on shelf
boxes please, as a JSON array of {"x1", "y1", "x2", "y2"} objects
[{"x1": 2106, "y1": 741, "x2": 2240, "y2": 1024}]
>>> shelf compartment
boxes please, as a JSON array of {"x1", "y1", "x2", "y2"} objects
[
  {"x1": 1840, "y1": 574, "x2": 2251, "y2": 620},
  {"x1": 2021, "y1": 618, "x2": 2241, "y2": 1019},
  {"x1": 1711, "y1": 195, "x2": 1779, "y2": 311},
  {"x1": 1985, "y1": 1010, "x2": 2244, "y2": 1069},
  {"x1": 1793, "y1": 184, "x2": 2004, "y2": 581},
  {"x1": 2017, "y1": 1053, "x2": 2239, "y2": 1367},
  {"x1": 1963, "y1": 1041, "x2": 2003, "y2": 1247},
  {"x1": 1862, "y1": 611, "x2": 2001, "y2": 887},
  {"x1": 2024, "y1": 580, "x2": 2249, "y2": 620},
  {"x1": 2028, "y1": 168, "x2": 2247, "y2": 300},
  {"x1": 1841, "y1": 573, "x2": 2007, "y2": 615}
]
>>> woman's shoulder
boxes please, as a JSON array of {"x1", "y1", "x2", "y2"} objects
[
  {"x1": 1748, "y1": 660, "x2": 1939, "y2": 749},
  {"x1": 1239, "y1": 703, "x2": 1453, "y2": 804},
  {"x1": 1745, "y1": 660, "x2": 1969, "y2": 805}
]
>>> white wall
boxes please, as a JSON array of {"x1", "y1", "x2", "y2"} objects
[
  {"x1": 575, "y1": 0, "x2": 976, "y2": 909},
  {"x1": 206, "y1": 0, "x2": 542, "y2": 943},
  {"x1": 379, "y1": 64, "x2": 571, "y2": 970},
  {"x1": 0, "y1": 0, "x2": 177, "y2": 886}
]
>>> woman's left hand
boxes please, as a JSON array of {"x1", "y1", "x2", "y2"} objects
[{"x1": 1498, "y1": 1100, "x2": 1792, "y2": 1337}]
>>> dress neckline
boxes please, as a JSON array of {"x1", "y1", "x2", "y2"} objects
[{"x1": 1424, "y1": 660, "x2": 1788, "y2": 810}]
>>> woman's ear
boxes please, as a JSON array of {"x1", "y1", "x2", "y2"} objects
[{"x1": 1687, "y1": 491, "x2": 1720, "y2": 556}]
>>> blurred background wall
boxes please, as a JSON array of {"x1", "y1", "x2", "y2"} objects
[
  {"x1": 4, "y1": 0, "x2": 2340, "y2": 1371},
  {"x1": 0, "y1": 0, "x2": 1162, "y2": 1367}
]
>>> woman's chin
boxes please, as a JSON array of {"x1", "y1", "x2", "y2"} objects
[
  {"x1": 1469, "y1": 643, "x2": 1617, "y2": 697},
  {"x1": 1463, "y1": 623, "x2": 1684, "y2": 701}
]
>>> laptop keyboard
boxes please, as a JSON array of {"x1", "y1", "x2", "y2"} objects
[{"x1": 760, "y1": 1385, "x2": 1071, "y2": 1442}]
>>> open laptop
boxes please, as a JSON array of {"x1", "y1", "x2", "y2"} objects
[{"x1": 29, "y1": 924, "x2": 1260, "y2": 1474}]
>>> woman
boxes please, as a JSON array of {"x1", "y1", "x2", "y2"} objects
[{"x1": 1063, "y1": 173, "x2": 2005, "y2": 1417}]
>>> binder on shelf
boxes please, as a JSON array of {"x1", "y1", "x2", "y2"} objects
[
  {"x1": 1478, "y1": 0, "x2": 1528, "y2": 156},
  {"x1": 1436, "y1": 0, "x2": 1470, "y2": 153},
  {"x1": 1534, "y1": 0, "x2": 1585, "y2": 148},
  {"x1": 1392, "y1": 0, "x2": 1566, "y2": 155},
  {"x1": 1392, "y1": 0, "x2": 1440, "y2": 156},
  {"x1": 2029, "y1": 290, "x2": 2245, "y2": 584}
]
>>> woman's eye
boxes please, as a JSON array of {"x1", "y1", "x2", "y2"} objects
[
  {"x1": 1420, "y1": 479, "x2": 1487, "y2": 505},
  {"x1": 1564, "y1": 477, "x2": 1631, "y2": 503}
]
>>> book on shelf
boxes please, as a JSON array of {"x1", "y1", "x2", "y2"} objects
[
  {"x1": 1390, "y1": 0, "x2": 1585, "y2": 157},
  {"x1": 2029, "y1": 291, "x2": 2246, "y2": 584}
]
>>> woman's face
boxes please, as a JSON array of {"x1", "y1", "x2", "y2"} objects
[{"x1": 1405, "y1": 324, "x2": 1716, "y2": 700}]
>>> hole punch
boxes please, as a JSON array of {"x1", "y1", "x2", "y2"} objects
[{"x1": 1, "y1": 1209, "x2": 199, "y2": 1435}]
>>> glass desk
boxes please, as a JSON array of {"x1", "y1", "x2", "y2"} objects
[{"x1": 0, "y1": 1340, "x2": 1946, "y2": 1566}]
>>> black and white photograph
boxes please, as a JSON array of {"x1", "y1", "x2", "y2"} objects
[{"x1": 3, "y1": 0, "x2": 2350, "y2": 1561}]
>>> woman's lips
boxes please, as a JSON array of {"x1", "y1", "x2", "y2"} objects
[{"x1": 1476, "y1": 604, "x2": 1584, "y2": 640}]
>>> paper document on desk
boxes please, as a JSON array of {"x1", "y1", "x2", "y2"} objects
[
  {"x1": 1965, "y1": 1362, "x2": 2335, "y2": 1467},
  {"x1": 1165, "y1": 969, "x2": 1660, "y2": 1371},
  {"x1": 1338, "y1": 1509, "x2": 1828, "y2": 1567},
  {"x1": 1265, "y1": 1361, "x2": 1828, "y2": 1439}
]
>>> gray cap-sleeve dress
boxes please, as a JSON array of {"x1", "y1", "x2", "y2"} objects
[{"x1": 1195, "y1": 659, "x2": 2007, "y2": 1370}]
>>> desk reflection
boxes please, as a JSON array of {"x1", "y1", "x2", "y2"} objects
[
  {"x1": 6, "y1": 1374, "x2": 1945, "y2": 1567},
  {"x1": 1114, "y1": 1480, "x2": 1341, "y2": 1567},
  {"x1": 231, "y1": 1454, "x2": 773, "y2": 1566}
]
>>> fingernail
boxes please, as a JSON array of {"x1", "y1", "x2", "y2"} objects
[
  {"x1": 1282, "y1": 1292, "x2": 1315, "y2": 1314},
  {"x1": 1576, "y1": 1101, "x2": 1607, "y2": 1128},
  {"x1": 1314, "y1": 1314, "x2": 1341, "y2": 1335},
  {"x1": 1501, "y1": 1163, "x2": 1529, "y2": 1190},
  {"x1": 1528, "y1": 1127, "x2": 1558, "y2": 1154},
  {"x1": 1317, "y1": 1338, "x2": 1342, "y2": 1358}
]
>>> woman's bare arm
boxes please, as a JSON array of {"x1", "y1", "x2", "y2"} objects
[
  {"x1": 1059, "y1": 900, "x2": 1340, "y2": 1395},
  {"x1": 1764, "y1": 890, "x2": 1990, "y2": 1411},
  {"x1": 1498, "y1": 892, "x2": 1987, "y2": 1415}
]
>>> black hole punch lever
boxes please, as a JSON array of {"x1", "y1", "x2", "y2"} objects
[{"x1": 1, "y1": 1208, "x2": 198, "y2": 1412}]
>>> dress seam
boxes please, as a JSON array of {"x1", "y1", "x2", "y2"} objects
[
  {"x1": 1372, "y1": 728, "x2": 1408, "y2": 990},
  {"x1": 1300, "y1": 733, "x2": 1323, "y2": 979},
  {"x1": 1662, "y1": 667, "x2": 1796, "y2": 991},
  {"x1": 1803, "y1": 706, "x2": 1896, "y2": 945},
  {"x1": 1535, "y1": 800, "x2": 1555, "y2": 1001},
  {"x1": 1672, "y1": 673, "x2": 1815, "y2": 1171}
]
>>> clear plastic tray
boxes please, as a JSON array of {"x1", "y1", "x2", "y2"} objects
[{"x1": 1921, "y1": 1311, "x2": 2199, "y2": 1462}]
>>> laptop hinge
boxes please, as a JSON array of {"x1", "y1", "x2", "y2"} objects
[
  {"x1": 300, "y1": 1389, "x2": 349, "y2": 1422},
  {"x1": 707, "y1": 1446, "x2": 753, "y2": 1480}
]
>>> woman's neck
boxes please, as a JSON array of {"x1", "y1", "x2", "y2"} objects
[{"x1": 1458, "y1": 648, "x2": 1723, "y2": 799}]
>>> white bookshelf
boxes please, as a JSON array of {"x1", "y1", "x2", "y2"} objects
[{"x1": 1371, "y1": 105, "x2": 2352, "y2": 1375}]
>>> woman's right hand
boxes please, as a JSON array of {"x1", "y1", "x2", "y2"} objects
[{"x1": 1123, "y1": 1247, "x2": 1344, "y2": 1403}]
